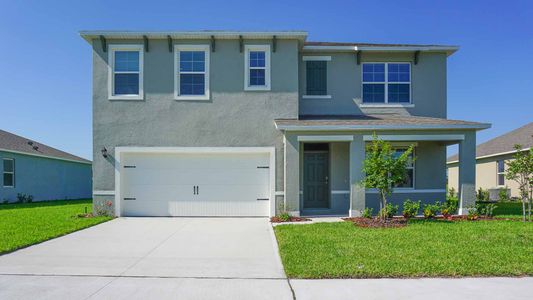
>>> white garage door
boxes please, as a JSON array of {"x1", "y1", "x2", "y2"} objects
[{"x1": 120, "y1": 151, "x2": 271, "y2": 217}]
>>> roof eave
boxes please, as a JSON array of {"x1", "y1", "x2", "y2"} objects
[
  {"x1": 275, "y1": 123, "x2": 491, "y2": 131},
  {"x1": 447, "y1": 147, "x2": 532, "y2": 165},
  {"x1": 79, "y1": 30, "x2": 309, "y2": 44},
  {"x1": 302, "y1": 45, "x2": 459, "y2": 56}
]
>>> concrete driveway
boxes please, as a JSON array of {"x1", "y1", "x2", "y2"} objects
[{"x1": 0, "y1": 218, "x2": 293, "y2": 299}]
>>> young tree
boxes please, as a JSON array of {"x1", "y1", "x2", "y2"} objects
[
  {"x1": 505, "y1": 144, "x2": 533, "y2": 222},
  {"x1": 361, "y1": 134, "x2": 414, "y2": 220}
]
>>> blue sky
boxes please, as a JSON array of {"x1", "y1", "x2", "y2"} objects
[{"x1": 0, "y1": 0, "x2": 531, "y2": 160}]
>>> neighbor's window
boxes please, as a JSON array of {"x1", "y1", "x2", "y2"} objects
[
  {"x1": 362, "y1": 63, "x2": 411, "y2": 104},
  {"x1": 244, "y1": 45, "x2": 271, "y2": 91},
  {"x1": 497, "y1": 160, "x2": 505, "y2": 186},
  {"x1": 3, "y1": 158, "x2": 14, "y2": 187},
  {"x1": 393, "y1": 149, "x2": 414, "y2": 188},
  {"x1": 175, "y1": 45, "x2": 210, "y2": 100},
  {"x1": 109, "y1": 45, "x2": 143, "y2": 100}
]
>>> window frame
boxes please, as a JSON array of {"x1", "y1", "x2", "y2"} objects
[
  {"x1": 303, "y1": 56, "x2": 331, "y2": 99},
  {"x1": 174, "y1": 44, "x2": 211, "y2": 101},
  {"x1": 244, "y1": 45, "x2": 271, "y2": 91},
  {"x1": 361, "y1": 62, "x2": 412, "y2": 105},
  {"x1": 497, "y1": 160, "x2": 505, "y2": 187},
  {"x1": 393, "y1": 147, "x2": 415, "y2": 189},
  {"x1": 3, "y1": 158, "x2": 15, "y2": 188},
  {"x1": 108, "y1": 44, "x2": 144, "y2": 100}
]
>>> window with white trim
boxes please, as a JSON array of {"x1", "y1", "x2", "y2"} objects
[
  {"x1": 362, "y1": 63, "x2": 411, "y2": 103},
  {"x1": 175, "y1": 45, "x2": 210, "y2": 100},
  {"x1": 393, "y1": 148, "x2": 414, "y2": 188},
  {"x1": 109, "y1": 45, "x2": 144, "y2": 100},
  {"x1": 3, "y1": 158, "x2": 14, "y2": 188},
  {"x1": 244, "y1": 45, "x2": 271, "y2": 91},
  {"x1": 497, "y1": 160, "x2": 505, "y2": 186}
]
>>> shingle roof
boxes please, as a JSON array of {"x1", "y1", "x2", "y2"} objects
[
  {"x1": 447, "y1": 122, "x2": 533, "y2": 162},
  {"x1": 275, "y1": 115, "x2": 490, "y2": 131},
  {"x1": 0, "y1": 129, "x2": 91, "y2": 164}
]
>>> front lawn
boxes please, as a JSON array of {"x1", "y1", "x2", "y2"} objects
[
  {"x1": 275, "y1": 220, "x2": 533, "y2": 278},
  {"x1": 0, "y1": 199, "x2": 112, "y2": 254}
]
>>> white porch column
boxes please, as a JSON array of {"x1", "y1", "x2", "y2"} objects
[
  {"x1": 458, "y1": 131, "x2": 476, "y2": 215},
  {"x1": 349, "y1": 134, "x2": 365, "y2": 217},
  {"x1": 284, "y1": 134, "x2": 300, "y2": 216}
]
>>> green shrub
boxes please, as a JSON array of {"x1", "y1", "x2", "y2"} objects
[
  {"x1": 362, "y1": 207, "x2": 373, "y2": 219},
  {"x1": 476, "y1": 203, "x2": 498, "y2": 217},
  {"x1": 379, "y1": 203, "x2": 399, "y2": 218},
  {"x1": 423, "y1": 202, "x2": 440, "y2": 219},
  {"x1": 278, "y1": 212, "x2": 291, "y2": 222},
  {"x1": 402, "y1": 199, "x2": 420, "y2": 218},
  {"x1": 468, "y1": 207, "x2": 479, "y2": 220},
  {"x1": 476, "y1": 188, "x2": 489, "y2": 201},
  {"x1": 16, "y1": 193, "x2": 33, "y2": 203},
  {"x1": 498, "y1": 188, "x2": 509, "y2": 202}
]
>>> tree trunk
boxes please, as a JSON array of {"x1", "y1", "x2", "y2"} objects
[
  {"x1": 380, "y1": 191, "x2": 387, "y2": 220},
  {"x1": 522, "y1": 197, "x2": 527, "y2": 222}
]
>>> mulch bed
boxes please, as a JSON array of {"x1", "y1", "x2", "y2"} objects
[
  {"x1": 270, "y1": 216, "x2": 311, "y2": 223},
  {"x1": 343, "y1": 217, "x2": 408, "y2": 228}
]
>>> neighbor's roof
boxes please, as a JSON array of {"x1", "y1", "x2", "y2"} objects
[
  {"x1": 79, "y1": 30, "x2": 458, "y2": 55},
  {"x1": 0, "y1": 129, "x2": 91, "y2": 164},
  {"x1": 447, "y1": 122, "x2": 533, "y2": 163},
  {"x1": 275, "y1": 115, "x2": 490, "y2": 131}
]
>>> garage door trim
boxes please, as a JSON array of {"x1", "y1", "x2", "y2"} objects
[{"x1": 114, "y1": 147, "x2": 276, "y2": 217}]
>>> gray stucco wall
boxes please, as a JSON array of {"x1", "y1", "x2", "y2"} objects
[
  {"x1": 0, "y1": 151, "x2": 92, "y2": 202},
  {"x1": 91, "y1": 38, "x2": 300, "y2": 199},
  {"x1": 299, "y1": 51, "x2": 447, "y2": 118}
]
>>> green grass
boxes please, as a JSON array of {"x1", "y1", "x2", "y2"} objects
[
  {"x1": 274, "y1": 220, "x2": 533, "y2": 278},
  {"x1": 0, "y1": 199, "x2": 112, "y2": 254}
]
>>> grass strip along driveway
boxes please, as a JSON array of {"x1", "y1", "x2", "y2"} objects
[
  {"x1": 0, "y1": 199, "x2": 111, "y2": 254},
  {"x1": 275, "y1": 206, "x2": 533, "y2": 278}
]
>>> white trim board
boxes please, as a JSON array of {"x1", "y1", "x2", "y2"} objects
[
  {"x1": 331, "y1": 190, "x2": 350, "y2": 195},
  {"x1": 0, "y1": 148, "x2": 91, "y2": 165},
  {"x1": 114, "y1": 146, "x2": 276, "y2": 217},
  {"x1": 366, "y1": 189, "x2": 446, "y2": 194},
  {"x1": 93, "y1": 190, "x2": 116, "y2": 196},
  {"x1": 302, "y1": 95, "x2": 332, "y2": 99},
  {"x1": 363, "y1": 134, "x2": 465, "y2": 141},
  {"x1": 276, "y1": 124, "x2": 491, "y2": 131},
  {"x1": 302, "y1": 56, "x2": 332, "y2": 61},
  {"x1": 298, "y1": 135, "x2": 354, "y2": 142}
]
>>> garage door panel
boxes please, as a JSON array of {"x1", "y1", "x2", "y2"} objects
[
  {"x1": 121, "y1": 150, "x2": 271, "y2": 217},
  {"x1": 124, "y1": 168, "x2": 269, "y2": 186}
]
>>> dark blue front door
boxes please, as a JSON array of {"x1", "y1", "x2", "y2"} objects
[{"x1": 303, "y1": 152, "x2": 329, "y2": 209}]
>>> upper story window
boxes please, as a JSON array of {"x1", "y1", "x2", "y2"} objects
[
  {"x1": 497, "y1": 160, "x2": 505, "y2": 186},
  {"x1": 362, "y1": 63, "x2": 411, "y2": 104},
  {"x1": 244, "y1": 45, "x2": 271, "y2": 91},
  {"x1": 303, "y1": 56, "x2": 331, "y2": 99},
  {"x1": 3, "y1": 158, "x2": 14, "y2": 188},
  {"x1": 175, "y1": 45, "x2": 210, "y2": 100},
  {"x1": 108, "y1": 45, "x2": 144, "y2": 100}
]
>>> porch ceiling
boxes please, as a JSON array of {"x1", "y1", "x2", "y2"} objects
[{"x1": 274, "y1": 115, "x2": 491, "y2": 131}]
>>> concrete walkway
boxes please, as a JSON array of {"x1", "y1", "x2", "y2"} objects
[{"x1": 0, "y1": 218, "x2": 530, "y2": 299}]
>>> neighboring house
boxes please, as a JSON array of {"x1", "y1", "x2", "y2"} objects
[
  {"x1": 447, "y1": 122, "x2": 533, "y2": 199},
  {"x1": 0, "y1": 130, "x2": 92, "y2": 202},
  {"x1": 80, "y1": 30, "x2": 490, "y2": 217}
]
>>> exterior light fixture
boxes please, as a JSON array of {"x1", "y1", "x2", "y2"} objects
[{"x1": 101, "y1": 147, "x2": 108, "y2": 158}]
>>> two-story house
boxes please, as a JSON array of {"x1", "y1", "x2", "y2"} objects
[{"x1": 80, "y1": 30, "x2": 490, "y2": 217}]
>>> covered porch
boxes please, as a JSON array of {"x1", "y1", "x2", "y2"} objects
[{"x1": 275, "y1": 115, "x2": 490, "y2": 217}]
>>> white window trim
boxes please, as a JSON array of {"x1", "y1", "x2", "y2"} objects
[
  {"x1": 174, "y1": 44, "x2": 210, "y2": 101},
  {"x1": 108, "y1": 44, "x2": 144, "y2": 100},
  {"x1": 361, "y1": 62, "x2": 412, "y2": 105},
  {"x1": 244, "y1": 45, "x2": 271, "y2": 91},
  {"x1": 496, "y1": 160, "x2": 505, "y2": 187},
  {"x1": 3, "y1": 158, "x2": 15, "y2": 188}
]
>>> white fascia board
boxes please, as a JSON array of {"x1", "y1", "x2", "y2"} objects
[
  {"x1": 276, "y1": 123, "x2": 491, "y2": 131},
  {"x1": 302, "y1": 45, "x2": 459, "y2": 56},
  {"x1": 298, "y1": 135, "x2": 354, "y2": 142},
  {"x1": 446, "y1": 147, "x2": 532, "y2": 165},
  {"x1": 363, "y1": 134, "x2": 465, "y2": 141},
  {"x1": 366, "y1": 189, "x2": 446, "y2": 194},
  {"x1": 0, "y1": 148, "x2": 91, "y2": 165},
  {"x1": 80, "y1": 31, "x2": 308, "y2": 43},
  {"x1": 302, "y1": 45, "x2": 357, "y2": 52}
]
